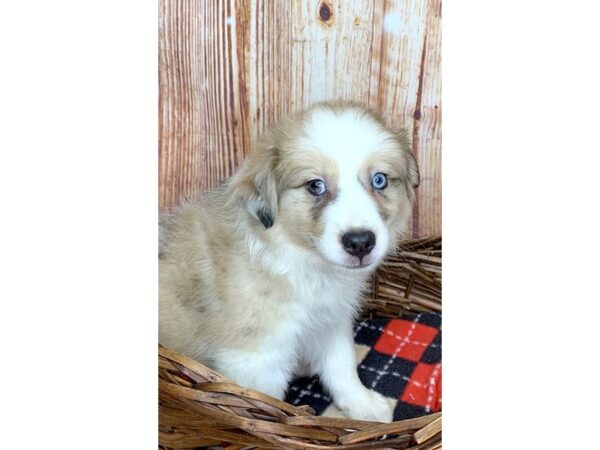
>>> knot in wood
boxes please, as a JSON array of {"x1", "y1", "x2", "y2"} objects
[{"x1": 318, "y1": 2, "x2": 332, "y2": 22}]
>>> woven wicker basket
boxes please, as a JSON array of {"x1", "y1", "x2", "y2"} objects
[{"x1": 159, "y1": 235, "x2": 442, "y2": 450}]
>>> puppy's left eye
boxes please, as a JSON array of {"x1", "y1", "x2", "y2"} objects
[
  {"x1": 307, "y1": 179, "x2": 327, "y2": 196},
  {"x1": 371, "y1": 172, "x2": 388, "y2": 190}
]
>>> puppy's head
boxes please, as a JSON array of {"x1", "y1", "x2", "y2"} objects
[{"x1": 230, "y1": 102, "x2": 419, "y2": 270}]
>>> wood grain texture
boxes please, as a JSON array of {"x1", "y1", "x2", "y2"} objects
[{"x1": 159, "y1": 0, "x2": 441, "y2": 237}]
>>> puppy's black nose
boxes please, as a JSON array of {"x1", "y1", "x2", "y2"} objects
[{"x1": 341, "y1": 230, "x2": 376, "y2": 259}]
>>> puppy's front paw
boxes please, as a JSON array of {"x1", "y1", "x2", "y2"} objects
[{"x1": 338, "y1": 389, "x2": 394, "y2": 423}]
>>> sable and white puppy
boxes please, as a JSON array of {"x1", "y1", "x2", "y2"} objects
[{"x1": 159, "y1": 102, "x2": 419, "y2": 422}]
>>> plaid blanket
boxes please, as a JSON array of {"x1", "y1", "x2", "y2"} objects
[{"x1": 285, "y1": 313, "x2": 442, "y2": 420}]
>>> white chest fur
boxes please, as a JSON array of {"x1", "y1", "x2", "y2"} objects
[
  {"x1": 276, "y1": 250, "x2": 367, "y2": 352},
  {"x1": 214, "y1": 239, "x2": 369, "y2": 398}
]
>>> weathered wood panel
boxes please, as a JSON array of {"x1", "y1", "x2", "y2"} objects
[{"x1": 159, "y1": 0, "x2": 441, "y2": 237}]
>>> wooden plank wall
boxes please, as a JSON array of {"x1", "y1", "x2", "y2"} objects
[{"x1": 159, "y1": 0, "x2": 441, "y2": 237}]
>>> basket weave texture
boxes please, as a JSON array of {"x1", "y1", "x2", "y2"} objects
[{"x1": 159, "y1": 235, "x2": 442, "y2": 449}]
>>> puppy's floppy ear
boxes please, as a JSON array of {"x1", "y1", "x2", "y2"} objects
[
  {"x1": 228, "y1": 144, "x2": 279, "y2": 229},
  {"x1": 405, "y1": 150, "x2": 420, "y2": 189},
  {"x1": 395, "y1": 129, "x2": 420, "y2": 189}
]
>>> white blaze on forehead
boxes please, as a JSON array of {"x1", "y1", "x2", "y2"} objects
[{"x1": 302, "y1": 107, "x2": 390, "y2": 166}]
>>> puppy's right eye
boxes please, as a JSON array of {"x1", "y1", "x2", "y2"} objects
[{"x1": 306, "y1": 179, "x2": 327, "y2": 196}]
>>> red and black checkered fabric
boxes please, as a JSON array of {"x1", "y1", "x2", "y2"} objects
[{"x1": 285, "y1": 313, "x2": 442, "y2": 420}]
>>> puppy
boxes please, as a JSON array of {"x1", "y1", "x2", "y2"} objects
[{"x1": 159, "y1": 101, "x2": 419, "y2": 422}]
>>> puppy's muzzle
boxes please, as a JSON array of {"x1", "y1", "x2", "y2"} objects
[{"x1": 341, "y1": 230, "x2": 376, "y2": 259}]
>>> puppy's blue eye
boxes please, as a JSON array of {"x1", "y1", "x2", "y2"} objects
[
  {"x1": 371, "y1": 172, "x2": 388, "y2": 190},
  {"x1": 307, "y1": 179, "x2": 327, "y2": 196}
]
